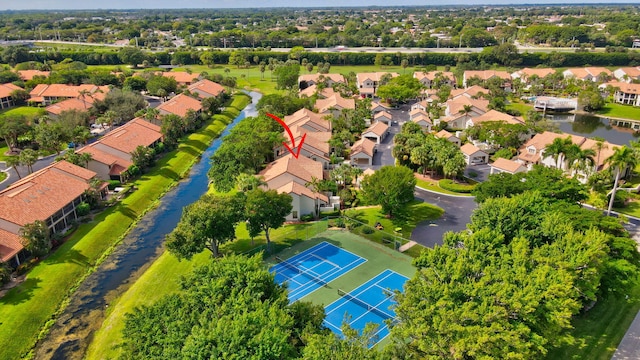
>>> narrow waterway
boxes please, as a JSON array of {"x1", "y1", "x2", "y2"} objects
[
  {"x1": 34, "y1": 91, "x2": 261, "y2": 360},
  {"x1": 549, "y1": 113, "x2": 639, "y2": 146}
]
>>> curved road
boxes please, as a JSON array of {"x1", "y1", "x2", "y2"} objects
[{"x1": 410, "y1": 188, "x2": 477, "y2": 248}]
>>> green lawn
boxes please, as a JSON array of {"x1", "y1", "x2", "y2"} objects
[
  {"x1": 415, "y1": 176, "x2": 474, "y2": 197},
  {"x1": 0, "y1": 106, "x2": 46, "y2": 120},
  {"x1": 0, "y1": 171, "x2": 6, "y2": 182},
  {"x1": 596, "y1": 103, "x2": 640, "y2": 121},
  {"x1": 506, "y1": 101, "x2": 534, "y2": 118},
  {"x1": 0, "y1": 141, "x2": 10, "y2": 161},
  {"x1": 545, "y1": 278, "x2": 640, "y2": 360},
  {"x1": 0, "y1": 93, "x2": 251, "y2": 360},
  {"x1": 343, "y1": 200, "x2": 444, "y2": 240}
]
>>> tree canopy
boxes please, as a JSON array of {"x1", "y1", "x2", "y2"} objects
[{"x1": 361, "y1": 165, "x2": 416, "y2": 216}]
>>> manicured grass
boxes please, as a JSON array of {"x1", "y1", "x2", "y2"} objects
[
  {"x1": 0, "y1": 106, "x2": 46, "y2": 120},
  {"x1": 506, "y1": 101, "x2": 534, "y2": 118},
  {"x1": 545, "y1": 278, "x2": 640, "y2": 360},
  {"x1": 0, "y1": 141, "x2": 10, "y2": 161},
  {"x1": 343, "y1": 200, "x2": 444, "y2": 240},
  {"x1": 0, "y1": 171, "x2": 6, "y2": 182},
  {"x1": 0, "y1": 94, "x2": 250, "y2": 360},
  {"x1": 415, "y1": 175, "x2": 474, "y2": 196},
  {"x1": 617, "y1": 199, "x2": 640, "y2": 218},
  {"x1": 596, "y1": 103, "x2": 640, "y2": 121}
]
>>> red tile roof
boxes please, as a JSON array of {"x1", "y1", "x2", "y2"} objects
[
  {"x1": 284, "y1": 108, "x2": 331, "y2": 132},
  {"x1": 156, "y1": 94, "x2": 202, "y2": 118},
  {"x1": 0, "y1": 83, "x2": 23, "y2": 99},
  {"x1": 29, "y1": 84, "x2": 109, "y2": 102},
  {"x1": 46, "y1": 98, "x2": 91, "y2": 115},
  {"x1": 491, "y1": 158, "x2": 526, "y2": 173},
  {"x1": 260, "y1": 154, "x2": 324, "y2": 184},
  {"x1": 0, "y1": 228, "x2": 23, "y2": 262},
  {"x1": 77, "y1": 145, "x2": 132, "y2": 169},
  {"x1": 17, "y1": 70, "x2": 50, "y2": 81},
  {"x1": 469, "y1": 109, "x2": 524, "y2": 126},
  {"x1": 162, "y1": 71, "x2": 199, "y2": 84},
  {"x1": 188, "y1": 79, "x2": 225, "y2": 98},
  {"x1": 464, "y1": 70, "x2": 511, "y2": 81},
  {"x1": 461, "y1": 143, "x2": 486, "y2": 156},
  {"x1": 364, "y1": 121, "x2": 389, "y2": 137},
  {"x1": 315, "y1": 94, "x2": 355, "y2": 113},
  {"x1": 99, "y1": 118, "x2": 163, "y2": 154},
  {"x1": 350, "y1": 138, "x2": 376, "y2": 157},
  {"x1": 0, "y1": 161, "x2": 95, "y2": 227},
  {"x1": 276, "y1": 181, "x2": 328, "y2": 203}
]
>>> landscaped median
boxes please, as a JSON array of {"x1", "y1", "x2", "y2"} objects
[
  {"x1": 0, "y1": 93, "x2": 251, "y2": 360},
  {"x1": 415, "y1": 173, "x2": 475, "y2": 196}
]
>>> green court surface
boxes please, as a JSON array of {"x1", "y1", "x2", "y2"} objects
[{"x1": 265, "y1": 229, "x2": 416, "y2": 312}]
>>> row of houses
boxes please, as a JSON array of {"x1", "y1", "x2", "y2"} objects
[{"x1": 0, "y1": 78, "x2": 227, "y2": 267}]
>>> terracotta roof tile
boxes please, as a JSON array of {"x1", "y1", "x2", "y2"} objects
[
  {"x1": 0, "y1": 228, "x2": 23, "y2": 262},
  {"x1": 350, "y1": 138, "x2": 376, "y2": 157},
  {"x1": 464, "y1": 70, "x2": 510, "y2": 81},
  {"x1": 450, "y1": 85, "x2": 489, "y2": 99},
  {"x1": 470, "y1": 109, "x2": 524, "y2": 126},
  {"x1": 276, "y1": 181, "x2": 329, "y2": 203},
  {"x1": 413, "y1": 71, "x2": 455, "y2": 82},
  {"x1": 298, "y1": 73, "x2": 345, "y2": 84},
  {"x1": 0, "y1": 161, "x2": 94, "y2": 227},
  {"x1": 435, "y1": 129, "x2": 455, "y2": 139},
  {"x1": 162, "y1": 71, "x2": 199, "y2": 84},
  {"x1": 17, "y1": 70, "x2": 50, "y2": 81},
  {"x1": 188, "y1": 79, "x2": 225, "y2": 98},
  {"x1": 260, "y1": 154, "x2": 324, "y2": 184},
  {"x1": 356, "y1": 72, "x2": 399, "y2": 84},
  {"x1": 512, "y1": 68, "x2": 555, "y2": 80},
  {"x1": 315, "y1": 94, "x2": 355, "y2": 113},
  {"x1": 98, "y1": 118, "x2": 163, "y2": 154},
  {"x1": 364, "y1": 121, "x2": 389, "y2": 137},
  {"x1": 284, "y1": 108, "x2": 331, "y2": 132},
  {"x1": 156, "y1": 94, "x2": 202, "y2": 117},
  {"x1": 0, "y1": 83, "x2": 23, "y2": 99},
  {"x1": 46, "y1": 98, "x2": 91, "y2": 115},
  {"x1": 491, "y1": 158, "x2": 526, "y2": 173},
  {"x1": 461, "y1": 143, "x2": 485, "y2": 156}
]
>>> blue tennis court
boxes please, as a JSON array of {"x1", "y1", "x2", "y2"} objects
[
  {"x1": 270, "y1": 242, "x2": 367, "y2": 302},
  {"x1": 323, "y1": 269, "x2": 409, "y2": 347}
]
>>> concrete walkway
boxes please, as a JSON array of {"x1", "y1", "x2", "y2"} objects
[
  {"x1": 612, "y1": 311, "x2": 640, "y2": 360},
  {"x1": 398, "y1": 241, "x2": 418, "y2": 253}
]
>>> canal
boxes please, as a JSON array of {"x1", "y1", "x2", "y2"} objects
[
  {"x1": 549, "y1": 113, "x2": 639, "y2": 146},
  {"x1": 34, "y1": 91, "x2": 261, "y2": 360}
]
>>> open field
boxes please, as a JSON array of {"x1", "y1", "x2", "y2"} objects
[
  {"x1": 0, "y1": 94, "x2": 250, "y2": 360},
  {"x1": 0, "y1": 106, "x2": 46, "y2": 120},
  {"x1": 597, "y1": 103, "x2": 640, "y2": 121}
]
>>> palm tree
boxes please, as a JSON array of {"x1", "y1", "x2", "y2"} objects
[
  {"x1": 544, "y1": 137, "x2": 573, "y2": 171},
  {"x1": 606, "y1": 146, "x2": 638, "y2": 216},
  {"x1": 591, "y1": 136, "x2": 608, "y2": 173},
  {"x1": 458, "y1": 104, "x2": 473, "y2": 119},
  {"x1": 144, "y1": 108, "x2": 160, "y2": 126},
  {"x1": 351, "y1": 167, "x2": 364, "y2": 188},
  {"x1": 79, "y1": 152, "x2": 93, "y2": 168},
  {"x1": 566, "y1": 145, "x2": 595, "y2": 177},
  {"x1": 19, "y1": 149, "x2": 38, "y2": 174},
  {"x1": 236, "y1": 173, "x2": 265, "y2": 192},
  {"x1": 5, "y1": 155, "x2": 22, "y2": 179}
]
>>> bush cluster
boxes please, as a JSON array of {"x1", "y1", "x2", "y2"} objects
[{"x1": 439, "y1": 179, "x2": 476, "y2": 193}]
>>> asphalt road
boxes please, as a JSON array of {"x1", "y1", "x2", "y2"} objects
[{"x1": 410, "y1": 187, "x2": 478, "y2": 248}]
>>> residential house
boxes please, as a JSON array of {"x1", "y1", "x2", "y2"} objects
[
  {"x1": 450, "y1": 85, "x2": 490, "y2": 99},
  {"x1": 275, "y1": 181, "x2": 329, "y2": 221},
  {"x1": 510, "y1": 68, "x2": 555, "y2": 83},
  {"x1": 462, "y1": 70, "x2": 511, "y2": 90},
  {"x1": 461, "y1": 143, "x2": 489, "y2": 165},
  {"x1": 434, "y1": 129, "x2": 461, "y2": 147},
  {"x1": 17, "y1": 70, "x2": 50, "y2": 81},
  {"x1": 562, "y1": 67, "x2": 612, "y2": 82},
  {"x1": 299, "y1": 85, "x2": 336, "y2": 99},
  {"x1": 77, "y1": 118, "x2": 163, "y2": 181},
  {"x1": 613, "y1": 67, "x2": 640, "y2": 83},
  {"x1": 156, "y1": 94, "x2": 203, "y2": 118},
  {"x1": 275, "y1": 127, "x2": 332, "y2": 169},
  {"x1": 284, "y1": 108, "x2": 331, "y2": 133},
  {"x1": 356, "y1": 72, "x2": 399, "y2": 98},
  {"x1": 412, "y1": 114, "x2": 432, "y2": 132},
  {"x1": 612, "y1": 82, "x2": 640, "y2": 106},
  {"x1": 0, "y1": 161, "x2": 106, "y2": 267},
  {"x1": 45, "y1": 98, "x2": 93, "y2": 117},
  {"x1": 29, "y1": 84, "x2": 109, "y2": 106},
  {"x1": 362, "y1": 121, "x2": 389, "y2": 144},
  {"x1": 0, "y1": 83, "x2": 24, "y2": 109},
  {"x1": 490, "y1": 158, "x2": 527, "y2": 175},
  {"x1": 187, "y1": 79, "x2": 225, "y2": 99},
  {"x1": 298, "y1": 73, "x2": 346, "y2": 89},
  {"x1": 315, "y1": 94, "x2": 355, "y2": 117},
  {"x1": 370, "y1": 101, "x2": 389, "y2": 114},
  {"x1": 411, "y1": 99, "x2": 429, "y2": 112},
  {"x1": 516, "y1": 131, "x2": 616, "y2": 182},
  {"x1": 162, "y1": 71, "x2": 200, "y2": 86},
  {"x1": 436, "y1": 96, "x2": 489, "y2": 129},
  {"x1": 413, "y1": 71, "x2": 456, "y2": 88},
  {"x1": 409, "y1": 108, "x2": 429, "y2": 120},
  {"x1": 465, "y1": 109, "x2": 525, "y2": 129},
  {"x1": 373, "y1": 111, "x2": 393, "y2": 125},
  {"x1": 350, "y1": 138, "x2": 376, "y2": 166},
  {"x1": 260, "y1": 153, "x2": 324, "y2": 190}
]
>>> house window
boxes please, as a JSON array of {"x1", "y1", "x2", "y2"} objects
[
  {"x1": 292, "y1": 211, "x2": 298, "y2": 219},
  {"x1": 528, "y1": 148, "x2": 535, "y2": 154}
]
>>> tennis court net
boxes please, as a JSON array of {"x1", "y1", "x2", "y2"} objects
[
  {"x1": 337, "y1": 289, "x2": 395, "y2": 319},
  {"x1": 275, "y1": 256, "x2": 328, "y2": 287}
]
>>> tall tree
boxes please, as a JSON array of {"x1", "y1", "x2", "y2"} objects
[
  {"x1": 606, "y1": 146, "x2": 638, "y2": 216},
  {"x1": 544, "y1": 136, "x2": 573, "y2": 170},
  {"x1": 5, "y1": 155, "x2": 22, "y2": 179},
  {"x1": 361, "y1": 165, "x2": 416, "y2": 217},
  {"x1": 166, "y1": 193, "x2": 245, "y2": 259},
  {"x1": 34, "y1": 122, "x2": 69, "y2": 156},
  {"x1": 19, "y1": 148, "x2": 38, "y2": 174},
  {"x1": 0, "y1": 115, "x2": 31, "y2": 152},
  {"x1": 118, "y1": 47, "x2": 145, "y2": 68},
  {"x1": 245, "y1": 189, "x2": 293, "y2": 252},
  {"x1": 20, "y1": 220, "x2": 51, "y2": 257}
]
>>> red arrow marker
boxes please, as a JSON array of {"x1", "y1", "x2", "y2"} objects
[{"x1": 266, "y1": 113, "x2": 307, "y2": 159}]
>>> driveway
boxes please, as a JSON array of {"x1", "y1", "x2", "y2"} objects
[
  {"x1": 465, "y1": 164, "x2": 492, "y2": 182},
  {"x1": 0, "y1": 152, "x2": 62, "y2": 190},
  {"x1": 410, "y1": 187, "x2": 478, "y2": 248},
  {"x1": 371, "y1": 103, "x2": 410, "y2": 168}
]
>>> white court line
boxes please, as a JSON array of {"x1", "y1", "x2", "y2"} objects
[
  {"x1": 324, "y1": 270, "x2": 396, "y2": 317},
  {"x1": 289, "y1": 254, "x2": 368, "y2": 300}
]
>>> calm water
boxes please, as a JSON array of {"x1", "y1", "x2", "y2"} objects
[
  {"x1": 36, "y1": 91, "x2": 261, "y2": 360},
  {"x1": 549, "y1": 113, "x2": 639, "y2": 146}
]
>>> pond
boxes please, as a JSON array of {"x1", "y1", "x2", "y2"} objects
[{"x1": 548, "y1": 113, "x2": 639, "y2": 146}]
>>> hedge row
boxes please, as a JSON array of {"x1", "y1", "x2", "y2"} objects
[{"x1": 438, "y1": 179, "x2": 476, "y2": 193}]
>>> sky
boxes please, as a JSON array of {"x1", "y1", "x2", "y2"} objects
[{"x1": 2, "y1": 0, "x2": 639, "y2": 11}]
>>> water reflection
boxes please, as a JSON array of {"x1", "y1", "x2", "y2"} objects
[{"x1": 548, "y1": 113, "x2": 639, "y2": 145}]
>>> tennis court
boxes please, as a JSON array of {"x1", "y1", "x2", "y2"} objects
[
  {"x1": 323, "y1": 269, "x2": 409, "y2": 347},
  {"x1": 270, "y1": 241, "x2": 367, "y2": 302}
]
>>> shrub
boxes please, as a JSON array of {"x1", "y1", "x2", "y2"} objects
[
  {"x1": 300, "y1": 213, "x2": 314, "y2": 222},
  {"x1": 0, "y1": 261, "x2": 11, "y2": 285},
  {"x1": 361, "y1": 226, "x2": 374, "y2": 234},
  {"x1": 107, "y1": 180, "x2": 121, "y2": 190},
  {"x1": 333, "y1": 217, "x2": 345, "y2": 228},
  {"x1": 439, "y1": 179, "x2": 476, "y2": 193},
  {"x1": 76, "y1": 202, "x2": 90, "y2": 216},
  {"x1": 609, "y1": 190, "x2": 631, "y2": 208}
]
